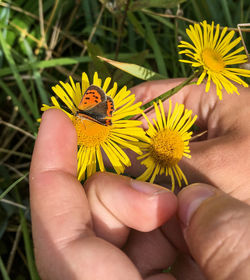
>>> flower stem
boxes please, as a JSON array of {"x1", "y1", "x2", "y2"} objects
[{"x1": 142, "y1": 70, "x2": 200, "y2": 111}]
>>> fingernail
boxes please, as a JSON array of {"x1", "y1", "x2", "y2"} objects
[
  {"x1": 178, "y1": 184, "x2": 215, "y2": 227},
  {"x1": 130, "y1": 179, "x2": 170, "y2": 195}
]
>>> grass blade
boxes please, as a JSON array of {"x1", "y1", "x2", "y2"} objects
[
  {"x1": 127, "y1": 11, "x2": 146, "y2": 38},
  {"x1": 142, "y1": 9, "x2": 187, "y2": 38},
  {"x1": 0, "y1": 80, "x2": 35, "y2": 131},
  {"x1": 0, "y1": 56, "x2": 92, "y2": 77},
  {"x1": 139, "y1": 12, "x2": 168, "y2": 76},
  {"x1": 0, "y1": 257, "x2": 11, "y2": 280},
  {"x1": 0, "y1": 5, "x2": 10, "y2": 67},
  {"x1": 22, "y1": 38, "x2": 49, "y2": 104},
  {"x1": 0, "y1": 173, "x2": 29, "y2": 200},
  {"x1": 15, "y1": 189, "x2": 39, "y2": 280},
  {"x1": 221, "y1": 0, "x2": 233, "y2": 27},
  {"x1": 0, "y1": 31, "x2": 38, "y2": 119}
]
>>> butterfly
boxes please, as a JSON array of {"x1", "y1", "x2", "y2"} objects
[{"x1": 75, "y1": 85, "x2": 115, "y2": 126}]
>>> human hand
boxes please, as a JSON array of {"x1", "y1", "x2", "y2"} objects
[
  {"x1": 29, "y1": 109, "x2": 177, "y2": 280},
  {"x1": 29, "y1": 109, "x2": 250, "y2": 279},
  {"x1": 175, "y1": 183, "x2": 250, "y2": 279},
  {"x1": 131, "y1": 79, "x2": 250, "y2": 203},
  {"x1": 30, "y1": 80, "x2": 250, "y2": 280},
  {"x1": 129, "y1": 80, "x2": 250, "y2": 279}
]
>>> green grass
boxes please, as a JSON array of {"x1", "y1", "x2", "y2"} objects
[{"x1": 0, "y1": 0, "x2": 249, "y2": 278}]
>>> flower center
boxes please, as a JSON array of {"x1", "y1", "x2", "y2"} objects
[
  {"x1": 72, "y1": 116, "x2": 111, "y2": 147},
  {"x1": 202, "y1": 48, "x2": 225, "y2": 72},
  {"x1": 150, "y1": 129, "x2": 184, "y2": 167}
]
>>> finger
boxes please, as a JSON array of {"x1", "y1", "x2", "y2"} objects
[
  {"x1": 178, "y1": 183, "x2": 250, "y2": 280},
  {"x1": 171, "y1": 253, "x2": 206, "y2": 280},
  {"x1": 131, "y1": 79, "x2": 250, "y2": 200},
  {"x1": 84, "y1": 172, "x2": 177, "y2": 247},
  {"x1": 30, "y1": 110, "x2": 143, "y2": 280},
  {"x1": 131, "y1": 78, "x2": 250, "y2": 134},
  {"x1": 85, "y1": 172, "x2": 178, "y2": 278},
  {"x1": 180, "y1": 135, "x2": 250, "y2": 203},
  {"x1": 130, "y1": 78, "x2": 217, "y2": 130},
  {"x1": 30, "y1": 109, "x2": 92, "y2": 245},
  {"x1": 160, "y1": 215, "x2": 188, "y2": 253},
  {"x1": 30, "y1": 109, "x2": 77, "y2": 176},
  {"x1": 124, "y1": 229, "x2": 177, "y2": 278},
  {"x1": 30, "y1": 109, "x2": 94, "y2": 277}
]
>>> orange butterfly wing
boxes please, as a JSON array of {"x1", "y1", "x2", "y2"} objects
[
  {"x1": 76, "y1": 85, "x2": 114, "y2": 126},
  {"x1": 78, "y1": 85, "x2": 106, "y2": 111},
  {"x1": 104, "y1": 96, "x2": 114, "y2": 125}
]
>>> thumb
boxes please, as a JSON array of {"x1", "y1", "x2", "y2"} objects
[{"x1": 178, "y1": 183, "x2": 250, "y2": 280}]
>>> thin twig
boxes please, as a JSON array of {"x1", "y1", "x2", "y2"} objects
[
  {"x1": 35, "y1": 0, "x2": 59, "y2": 55},
  {"x1": 6, "y1": 225, "x2": 22, "y2": 273},
  {"x1": 9, "y1": 22, "x2": 46, "y2": 47},
  {"x1": 69, "y1": 3, "x2": 106, "y2": 77},
  {"x1": 56, "y1": 65, "x2": 81, "y2": 81},
  {"x1": 0, "y1": 148, "x2": 32, "y2": 160},
  {"x1": 190, "y1": 130, "x2": 207, "y2": 141},
  {"x1": 38, "y1": 0, "x2": 47, "y2": 49},
  {"x1": 1, "y1": 136, "x2": 29, "y2": 163},
  {"x1": 12, "y1": 162, "x2": 30, "y2": 169},
  {"x1": 0, "y1": 2, "x2": 37, "y2": 19},
  {"x1": 238, "y1": 23, "x2": 250, "y2": 56},
  {"x1": 3, "y1": 75, "x2": 50, "y2": 82},
  {"x1": 139, "y1": 71, "x2": 199, "y2": 116},
  {"x1": 143, "y1": 9, "x2": 250, "y2": 32},
  {"x1": 0, "y1": 199, "x2": 27, "y2": 210},
  {"x1": 57, "y1": 0, "x2": 81, "y2": 54},
  {"x1": 4, "y1": 163, "x2": 29, "y2": 182},
  {"x1": 45, "y1": 0, "x2": 59, "y2": 34},
  {"x1": 45, "y1": 21, "x2": 61, "y2": 61},
  {"x1": 42, "y1": 8, "x2": 62, "y2": 65},
  {"x1": 7, "y1": 225, "x2": 22, "y2": 273},
  {"x1": 114, "y1": 0, "x2": 131, "y2": 60},
  {"x1": 0, "y1": 119, "x2": 36, "y2": 140},
  {"x1": 1, "y1": 107, "x2": 18, "y2": 141},
  {"x1": 0, "y1": 2, "x2": 78, "y2": 54},
  {"x1": 1, "y1": 118, "x2": 25, "y2": 153}
]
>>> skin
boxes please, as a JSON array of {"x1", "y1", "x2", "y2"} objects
[
  {"x1": 30, "y1": 80, "x2": 250, "y2": 279},
  {"x1": 130, "y1": 79, "x2": 250, "y2": 203}
]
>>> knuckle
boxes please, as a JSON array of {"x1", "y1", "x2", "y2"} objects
[{"x1": 193, "y1": 207, "x2": 250, "y2": 279}]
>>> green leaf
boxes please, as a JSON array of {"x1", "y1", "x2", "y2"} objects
[
  {"x1": 0, "y1": 56, "x2": 92, "y2": 77},
  {"x1": 112, "y1": 50, "x2": 150, "y2": 86},
  {"x1": 97, "y1": 55, "x2": 166, "y2": 80}
]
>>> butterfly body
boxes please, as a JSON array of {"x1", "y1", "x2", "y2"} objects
[{"x1": 76, "y1": 85, "x2": 114, "y2": 126}]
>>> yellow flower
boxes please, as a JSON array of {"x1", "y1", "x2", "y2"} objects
[
  {"x1": 41, "y1": 72, "x2": 145, "y2": 181},
  {"x1": 178, "y1": 20, "x2": 250, "y2": 100},
  {"x1": 137, "y1": 100, "x2": 197, "y2": 191}
]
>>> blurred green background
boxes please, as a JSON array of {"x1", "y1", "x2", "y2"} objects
[{"x1": 0, "y1": 0, "x2": 249, "y2": 278}]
